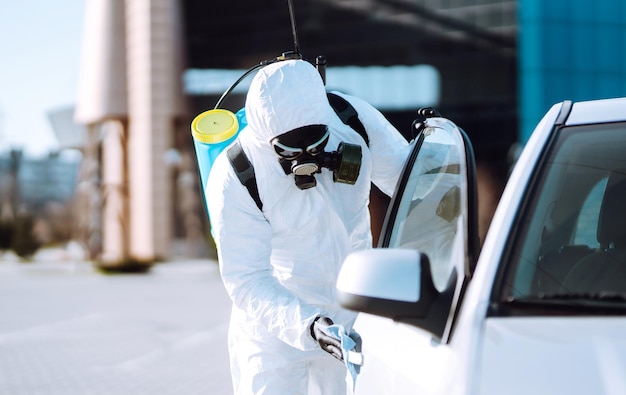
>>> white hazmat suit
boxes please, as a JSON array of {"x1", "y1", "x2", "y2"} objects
[{"x1": 206, "y1": 60, "x2": 410, "y2": 394}]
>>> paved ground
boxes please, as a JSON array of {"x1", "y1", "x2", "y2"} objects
[{"x1": 0, "y1": 249, "x2": 233, "y2": 395}]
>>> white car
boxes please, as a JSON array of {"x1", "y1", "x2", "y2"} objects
[{"x1": 337, "y1": 97, "x2": 626, "y2": 394}]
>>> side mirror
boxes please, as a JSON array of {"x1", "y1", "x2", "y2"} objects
[{"x1": 336, "y1": 248, "x2": 457, "y2": 339}]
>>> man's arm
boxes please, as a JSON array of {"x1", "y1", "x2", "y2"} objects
[{"x1": 206, "y1": 152, "x2": 323, "y2": 350}]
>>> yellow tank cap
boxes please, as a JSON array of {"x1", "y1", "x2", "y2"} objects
[{"x1": 191, "y1": 109, "x2": 239, "y2": 144}]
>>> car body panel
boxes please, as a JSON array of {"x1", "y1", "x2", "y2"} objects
[
  {"x1": 353, "y1": 314, "x2": 453, "y2": 394},
  {"x1": 566, "y1": 97, "x2": 626, "y2": 125},
  {"x1": 477, "y1": 317, "x2": 626, "y2": 395}
]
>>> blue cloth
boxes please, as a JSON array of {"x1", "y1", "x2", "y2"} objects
[{"x1": 323, "y1": 324, "x2": 363, "y2": 390}]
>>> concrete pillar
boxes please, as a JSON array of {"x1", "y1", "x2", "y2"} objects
[
  {"x1": 74, "y1": 0, "x2": 128, "y2": 265},
  {"x1": 100, "y1": 120, "x2": 129, "y2": 265},
  {"x1": 75, "y1": 0, "x2": 128, "y2": 120},
  {"x1": 73, "y1": 124, "x2": 102, "y2": 260},
  {"x1": 75, "y1": 0, "x2": 186, "y2": 265},
  {"x1": 125, "y1": 0, "x2": 186, "y2": 261}
]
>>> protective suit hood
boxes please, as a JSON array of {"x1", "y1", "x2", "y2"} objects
[{"x1": 245, "y1": 59, "x2": 332, "y2": 145}]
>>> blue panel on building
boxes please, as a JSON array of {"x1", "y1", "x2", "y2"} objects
[{"x1": 519, "y1": 0, "x2": 626, "y2": 142}]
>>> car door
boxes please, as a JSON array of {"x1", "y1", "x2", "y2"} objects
[{"x1": 337, "y1": 116, "x2": 478, "y2": 394}]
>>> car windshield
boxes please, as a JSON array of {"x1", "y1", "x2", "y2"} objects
[{"x1": 499, "y1": 122, "x2": 626, "y2": 313}]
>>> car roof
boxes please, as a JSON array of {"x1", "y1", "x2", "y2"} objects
[{"x1": 566, "y1": 96, "x2": 626, "y2": 126}]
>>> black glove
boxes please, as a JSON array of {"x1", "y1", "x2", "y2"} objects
[{"x1": 310, "y1": 316, "x2": 343, "y2": 361}]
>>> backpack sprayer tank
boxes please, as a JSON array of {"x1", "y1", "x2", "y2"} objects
[
  {"x1": 191, "y1": 108, "x2": 247, "y2": 195},
  {"x1": 190, "y1": 0, "x2": 321, "y2": 201}
]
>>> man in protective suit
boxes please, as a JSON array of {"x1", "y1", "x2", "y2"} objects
[{"x1": 206, "y1": 59, "x2": 410, "y2": 394}]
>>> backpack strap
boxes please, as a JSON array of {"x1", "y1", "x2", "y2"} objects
[
  {"x1": 327, "y1": 92, "x2": 369, "y2": 147},
  {"x1": 227, "y1": 140, "x2": 263, "y2": 211}
]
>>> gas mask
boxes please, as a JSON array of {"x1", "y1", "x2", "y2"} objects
[{"x1": 271, "y1": 124, "x2": 362, "y2": 190}]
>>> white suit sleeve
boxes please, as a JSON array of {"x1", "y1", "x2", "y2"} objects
[
  {"x1": 333, "y1": 92, "x2": 411, "y2": 196},
  {"x1": 206, "y1": 153, "x2": 323, "y2": 350}
]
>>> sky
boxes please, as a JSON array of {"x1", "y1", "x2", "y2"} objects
[{"x1": 0, "y1": 1, "x2": 85, "y2": 155}]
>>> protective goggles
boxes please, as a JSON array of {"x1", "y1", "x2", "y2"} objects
[{"x1": 271, "y1": 125, "x2": 330, "y2": 160}]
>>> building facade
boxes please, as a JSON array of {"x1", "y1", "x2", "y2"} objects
[{"x1": 72, "y1": 0, "x2": 626, "y2": 267}]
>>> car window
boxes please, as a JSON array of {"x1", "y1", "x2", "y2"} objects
[
  {"x1": 497, "y1": 122, "x2": 626, "y2": 312},
  {"x1": 383, "y1": 121, "x2": 470, "y2": 292}
]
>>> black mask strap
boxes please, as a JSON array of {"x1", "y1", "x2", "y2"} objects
[{"x1": 278, "y1": 158, "x2": 292, "y2": 175}]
